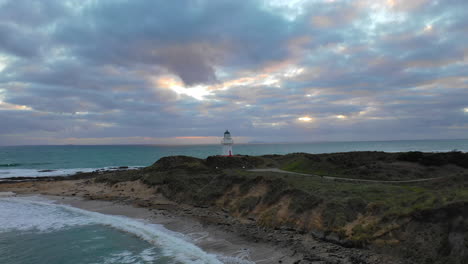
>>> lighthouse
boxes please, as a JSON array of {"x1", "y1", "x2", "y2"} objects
[{"x1": 221, "y1": 130, "x2": 233, "y2": 156}]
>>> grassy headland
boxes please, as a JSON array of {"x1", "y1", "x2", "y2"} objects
[{"x1": 91, "y1": 151, "x2": 468, "y2": 264}]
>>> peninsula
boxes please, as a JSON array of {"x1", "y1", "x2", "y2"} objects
[{"x1": 1, "y1": 151, "x2": 467, "y2": 264}]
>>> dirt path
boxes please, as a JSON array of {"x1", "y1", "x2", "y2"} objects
[{"x1": 248, "y1": 168, "x2": 447, "y2": 184}]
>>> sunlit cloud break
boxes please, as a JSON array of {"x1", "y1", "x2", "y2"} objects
[{"x1": 298, "y1": 116, "x2": 314, "y2": 122}]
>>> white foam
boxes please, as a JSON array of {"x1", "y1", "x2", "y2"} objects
[
  {"x1": 0, "y1": 197, "x2": 93, "y2": 232},
  {"x1": 140, "y1": 248, "x2": 159, "y2": 262},
  {"x1": 0, "y1": 191, "x2": 16, "y2": 197},
  {"x1": 95, "y1": 249, "x2": 158, "y2": 264},
  {"x1": 0, "y1": 166, "x2": 142, "y2": 179},
  {"x1": 0, "y1": 168, "x2": 96, "y2": 178},
  {"x1": 0, "y1": 197, "x2": 253, "y2": 264}
]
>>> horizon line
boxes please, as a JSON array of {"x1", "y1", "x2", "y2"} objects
[{"x1": 1, "y1": 138, "x2": 467, "y2": 147}]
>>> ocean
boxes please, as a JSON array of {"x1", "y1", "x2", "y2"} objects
[
  {"x1": 0, "y1": 196, "x2": 249, "y2": 264},
  {"x1": 1, "y1": 139, "x2": 467, "y2": 264},
  {"x1": 1, "y1": 139, "x2": 467, "y2": 179}
]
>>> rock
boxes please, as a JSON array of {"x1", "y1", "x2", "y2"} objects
[{"x1": 303, "y1": 255, "x2": 323, "y2": 261}]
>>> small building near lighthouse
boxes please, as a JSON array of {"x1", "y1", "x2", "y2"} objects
[{"x1": 221, "y1": 130, "x2": 233, "y2": 156}]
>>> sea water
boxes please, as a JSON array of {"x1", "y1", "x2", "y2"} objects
[
  {"x1": 1, "y1": 139, "x2": 467, "y2": 178},
  {"x1": 0, "y1": 196, "x2": 252, "y2": 264}
]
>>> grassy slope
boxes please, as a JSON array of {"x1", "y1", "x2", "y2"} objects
[
  {"x1": 278, "y1": 151, "x2": 468, "y2": 181},
  {"x1": 95, "y1": 153, "x2": 468, "y2": 264}
]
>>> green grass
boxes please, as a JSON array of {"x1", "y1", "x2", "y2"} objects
[
  {"x1": 243, "y1": 171, "x2": 468, "y2": 220},
  {"x1": 280, "y1": 157, "x2": 345, "y2": 176},
  {"x1": 278, "y1": 152, "x2": 467, "y2": 181}
]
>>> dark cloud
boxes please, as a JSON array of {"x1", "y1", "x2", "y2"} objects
[
  {"x1": 0, "y1": 0, "x2": 66, "y2": 26},
  {"x1": 51, "y1": 0, "x2": 300, "y2": 86},
  {"x1": 0, "y1": 24, "x2": 42, "y2": 57}
]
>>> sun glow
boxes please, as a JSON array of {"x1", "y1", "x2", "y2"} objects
[
  {"x1": 335, "y1": 115, "x2": 347, "y2": 119},
  {"x1": 154, "y1": 76, "x2": 211, "y2": 100},
  {"x1": 424, "y1": 24, "x2": 433, "y2": 32},
  {"x1": 0, "y1": 100, "x2": 32, "y2": 111},
  {"x1": 0, "y1": 91, "x2": 32, "y2": 111},
  {"x1": 170, "y1": 85, "x2": 211, "y2": 100},
  {"x1": 298, "y1": 116, "x2": 313, "y2": 122},
  {"x1": 463, "y1": 107, "x2": 468, "y2": 113}
]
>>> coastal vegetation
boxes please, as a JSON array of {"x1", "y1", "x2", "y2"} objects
[{"x1": 92, "y1": 151, "x2": 468, "y2": 264}]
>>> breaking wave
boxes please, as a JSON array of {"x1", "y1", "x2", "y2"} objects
[{"x1": 0, "y1": 197, "x2": 254, "y2": 264}]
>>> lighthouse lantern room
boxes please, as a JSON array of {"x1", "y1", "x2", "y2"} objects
[{"x1": 221, "y1": 130, "x2": 234, "y2": 156}]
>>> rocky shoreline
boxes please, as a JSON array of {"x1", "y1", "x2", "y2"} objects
[{"x1": 166, "y1": 203, "x2": 401, "y2": 264}]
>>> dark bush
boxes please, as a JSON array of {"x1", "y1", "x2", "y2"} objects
[
  {"x1": 345, "y1": 197, "x2": 367, "y2": 220},
  {"x1": 398, "y1": 151, "x2": 468, "y2": 168},
  {"x1": 322, "y1": 201, "x2": 347, "y2": 228},
  {"x1": 238, "y1": 196, "x2": 261, "y2": 214},
  {"x1": 262, "y1": 178, "x2": 289, "y2": 205},
  {"x1": 205, "y1": 155, "x2": 265, "y2": 169},
  {"x1": 419, "y1": 153, "x2": 447, "y2": 166},
  {"x1": 146, "y1": 156, "x2": 212, "y2": 173},
  {"x1": 95, "y1": 171, "x2": 142, "y2": 185},
  {"x1": 238, "y1": 176, "x2": 262, "y2": 195},
  {"x1": 287, "y1": 189, "x2": 322, "y2": 214},
  {"x1": 397, "y1": 151, "x2": 424, "y2": 163},
  {"x1": 446, "y1": 151, "x2": 468, "y2": 168}
]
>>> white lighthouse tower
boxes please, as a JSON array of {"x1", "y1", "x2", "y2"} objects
[{"x1": 221, "y1": 130, "x2": 233, "y2": 156}]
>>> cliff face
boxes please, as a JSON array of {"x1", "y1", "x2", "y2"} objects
[
  {"x1": 94, "y1": 153, "x2": 468, "y2": 264},
  {"x1": 386, "y1": 202, "x2": 468, "y2": 264},
  {"x1": 210, "y1": 176, "x2": 467, "y2": 264}
]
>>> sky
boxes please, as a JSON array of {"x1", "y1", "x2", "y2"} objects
[{"x1": 0, "y1": 0, "x2": 467, "y2": 145}]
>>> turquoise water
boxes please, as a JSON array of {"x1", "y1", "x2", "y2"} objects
[
  {"x1": 0, "y1": 139, "x2": 467, "y2": 178},
  {"x1": 0, "y1": 197, "x2": 245, "y2": 264},
  {"x1": 0, "y1": 226, "x2": 166, "y2": 264}
]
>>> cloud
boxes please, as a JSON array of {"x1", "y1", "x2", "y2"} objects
[
  {"x1": 0, "y1": 23, "x2": 43, "y2": 58},
  {"x1": 0, "y1": 0, "x2": 66, "y2": 26},
  {"x1": 0, "y1": 0, "x2": 467, "y2": 145},
  {"x1": 49, "y1": 0, "x2": 302, "y2": 86}
]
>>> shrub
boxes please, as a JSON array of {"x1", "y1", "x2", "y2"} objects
[
  {"x1": 397, "y1": 151, "x2": 424, "y2": 163},
  {"x1": 419, "y1": 153, "x2": 447, "y2": 166},
  {"x1": 238, "y1": 196, "x2": 261, "y2": 214},
  {"x1": 262, "y1": 178, "x2": 289, "y2": 205},
  {"x1": 287, "y1": 189, "x2": 322, "y2": 214}
]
